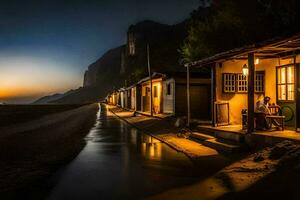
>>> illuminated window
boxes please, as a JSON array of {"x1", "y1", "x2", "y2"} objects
[
  {"x1": 237, "y1": 74, "x2": 247, "y2": 93},
  {"x1": 255, "y1": 72, "x2": 265, "y2": 93},
  {"x1": 277, "y1": 65, "x2": 294, "y2": 101},
  {"x1": 223, "y1": 73, "x2": 236, "y2": 93},
  {"x1": 223, "y1": 72, "x2": 265, "y2": 93}
]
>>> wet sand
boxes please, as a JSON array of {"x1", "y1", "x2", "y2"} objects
[
  {"x1": 46, "y1": 104, "x2": 231, "y2": 200},
  {"x1": 0, "y1": 104, "x2": 98, "y2": 199}
]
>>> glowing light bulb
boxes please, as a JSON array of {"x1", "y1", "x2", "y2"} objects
[{"x1": 242, "y1": 64, "x2": 249, "y2": 76}]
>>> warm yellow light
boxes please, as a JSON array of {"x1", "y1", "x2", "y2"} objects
[
  {"x1": 255, "y1": 58, "x2": 260, "y2": 65},
  {"x1": 242, "y1": 64, "x2": 249, "y2": 76},
  {"x1": 149, "y1": 144, "x2": 155, "y2": 158},
  {"x1": 281, "y1": 67, "x2": 286, "y2": 83},
  {"x1": 157, "y1": 83, "x2": 161, "y2": 96}
]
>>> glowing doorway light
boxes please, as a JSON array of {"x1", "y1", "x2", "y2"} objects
[{"x1": 242, "y1": 64, "x2": 249, "y2": 76}]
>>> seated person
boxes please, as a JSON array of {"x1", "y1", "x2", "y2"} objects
[
  {"x1": 256, "y1": 96, "x2": 271, "y2": 114},
  {"x1": 255, "y1": 96, "x2": 280, "y2": 130}
]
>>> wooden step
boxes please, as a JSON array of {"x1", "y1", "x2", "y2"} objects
[
  {"x1": 190, "y1": 132, "x2": 215, "y2": 141},
  {"x1": 202, "y1": 138, "x2": 242, "y2": 153},
  {"x1": 215, "y1": 131, "x2": 245, "y2": 143},
  {"x1": 190, "y1": 131, "x2": 247, "y2": 153},
  {"x1": 194, "y1": 126, "x2": 245, "y2": 143},
  {"x1": 194, "y1": 126, "x2": 216, "y2": 136}
]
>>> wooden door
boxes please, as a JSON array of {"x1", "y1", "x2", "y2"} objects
[
  {"x1": 175, "y1": 84, "x2": 211, "y2": 120},
  {"x1": 296, "y1": 64, "x2": 300, "y2": 131},
  {"x1": 152, "y1": 85, "x2": 160, "y2": 114},
  {"x1": 277, "y1": 65, "x2": 296, "y2": 128}
]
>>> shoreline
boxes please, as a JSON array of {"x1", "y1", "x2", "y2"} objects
[
  {"x1": 107, "y1": 104, "x2": 300, "y2": 200},
  {"x1": 0, "y1": 103, "x2": 99, "y2": 199}
]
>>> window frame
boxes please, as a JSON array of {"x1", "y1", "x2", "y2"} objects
[
  {"x1": 222, "y1": 73, "x2": 236, "y2": 93},
  {"x1": 276, "y1": 64, "x2": 295, "y2": 103},
  {"x1": 222, "y1": 72, "x2": 265, "y2": 94},
  {"x1": 255, "y1": 71, "x2": 265, "y2": 93},
  {"x1": 236, "y1": 73, "x2": 248, "y2": 93}
]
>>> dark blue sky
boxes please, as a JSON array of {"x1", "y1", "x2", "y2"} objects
[{"x1": 0, "y1": 0, "x2": 200, "y2": 103}]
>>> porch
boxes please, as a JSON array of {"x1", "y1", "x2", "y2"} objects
[
  {"x1": 186, "y1": 34, "x2": 300, "y2": 135},
  {"x1": 195, "y1": 124, "x2": 300, "y2": 147}
]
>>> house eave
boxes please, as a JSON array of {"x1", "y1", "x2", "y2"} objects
[{"x1": 185, "y1": 33, "x2": 300, "y2": 68}]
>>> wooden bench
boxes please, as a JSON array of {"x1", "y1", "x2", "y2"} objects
[
  {"x1": 265, "y1": 115, "x2": 285, "y2": 131},
  {"x1": 242, "y1": 106, "x2": 285, "y2": 131}
]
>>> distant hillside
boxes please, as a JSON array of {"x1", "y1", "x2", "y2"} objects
[
  {"x1": 46, "y1": 19, "x2": 203, "y2": 104},
  {"x1": 33, "y1": 90, "x2": 76, "y2": 104},
  {"x1": 33, "y1": 93, "x2": 64, "y2": 104},
  {"x1": 51, "y1": 87, "x2": 104, "y2": 104},
  {"x1": 56, "y1": 45, "x2": 125, "y2": 104}
]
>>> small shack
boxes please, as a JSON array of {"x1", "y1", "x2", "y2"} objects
[
  {"x1": 119, "y1": 88, "x2": 126, "y2": 108},
  {"x1": 163, "y1": 73, "x2": 211, "y2": 119},
  {"x1": 127, "y1": 84, "x2": 142, "y2": 111},
  {"x1": 140, "y1": 73, "x2": 164, "y2": 114}
]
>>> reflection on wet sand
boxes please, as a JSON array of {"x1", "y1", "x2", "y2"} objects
[
  {"x1": 141, "y1": 136, "x2": 162, "y2": 160},
  {"x1": 128, "y1": 127, "x2": 162, "y2": 160},
  {"x1": 47, "y1": 104, "x2": 199, "y2": 200}
]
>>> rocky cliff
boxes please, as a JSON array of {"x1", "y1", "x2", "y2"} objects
[
  {"x1": 83, "y1": 45, "x2": 125, "y2": 87},
  {"x1": 83, "y1": 20, "x2": 188, "y2": 88},
  {"x1": 50, "y1": 20, "x2": 190, "y2": 104}
]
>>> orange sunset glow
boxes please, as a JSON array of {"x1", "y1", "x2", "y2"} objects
[{"x1": 0, "y1": 56, "x2": 82, "y2": 103}]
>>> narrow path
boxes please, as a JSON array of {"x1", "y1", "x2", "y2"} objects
[{"x1": 46, "y1": 104, "x2": 201, "y2": 200}]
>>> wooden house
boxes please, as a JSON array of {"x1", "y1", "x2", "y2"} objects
[
  {"x1": 163, "y1": 73, "x2": 211, "y2": 119},
  {"x1": 107, "y1": 93, "x2": 113, "y2": 105},
  {"x1": 137, "y1": 72, "x2": 211, "y2": 117},
  {"x1": 135, "y1": 83, "x2": 142, "y2": 111},
  {"x1": 125, "y1": 84, "x2": 142, "y2": 111},
  {"x1": 185, "y1": 34, "x2": 300, "y2": 133},
  {"x1": 119, "y1": 88, "x2": 126, "y2": 108},
  {"x1": 140, "y1": 73, "x2": 164, "y2": 114},
  {"x1": 112, "y1": 91, "x2": 118, "y2": 105},
  {"x1": 126, "y1": 85, "x2": 136, "y2": 110},
  {"x1": 124, "y1": 87, "x2": 131, "y2": 109}
]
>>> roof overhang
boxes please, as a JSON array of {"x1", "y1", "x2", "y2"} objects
[
  {"x1": 137, "y1": 72, "x2": 166, "y2": 84},
  {"x1": 185, "y1": 33, "x2": 300, "y2": 68}
]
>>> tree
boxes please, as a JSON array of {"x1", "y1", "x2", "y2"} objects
[
  {"x1": 181, "y1": 0, "x2": 300, "y2": 63},
  {"x1": 127, "y1": 68, "x2": 147, "y2": 86}
]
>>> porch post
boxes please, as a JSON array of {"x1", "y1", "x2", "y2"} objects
[
  {"x1": 147, "y1": 44, "x2": 153, "y2": 116},
  {"x1": 212, "y1": 63, "x2": 217, "y2": 127},
  {"x1": 247, "y1": 53, "x2": 255, "y2": 134},
  {"x1": 295, "y1": 55, "x2": 300, "y2": 132},
  {"x1": 187, "y1": 65, "x2": 191, "y2": 127}
]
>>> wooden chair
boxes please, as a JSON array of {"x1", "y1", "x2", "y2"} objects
[
  {"x1": 243, "y1": 105, "x2": 285, "y2": 131},
  {"x1": 268, "y1": 105, "x2": 281, "y2": 115}
]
